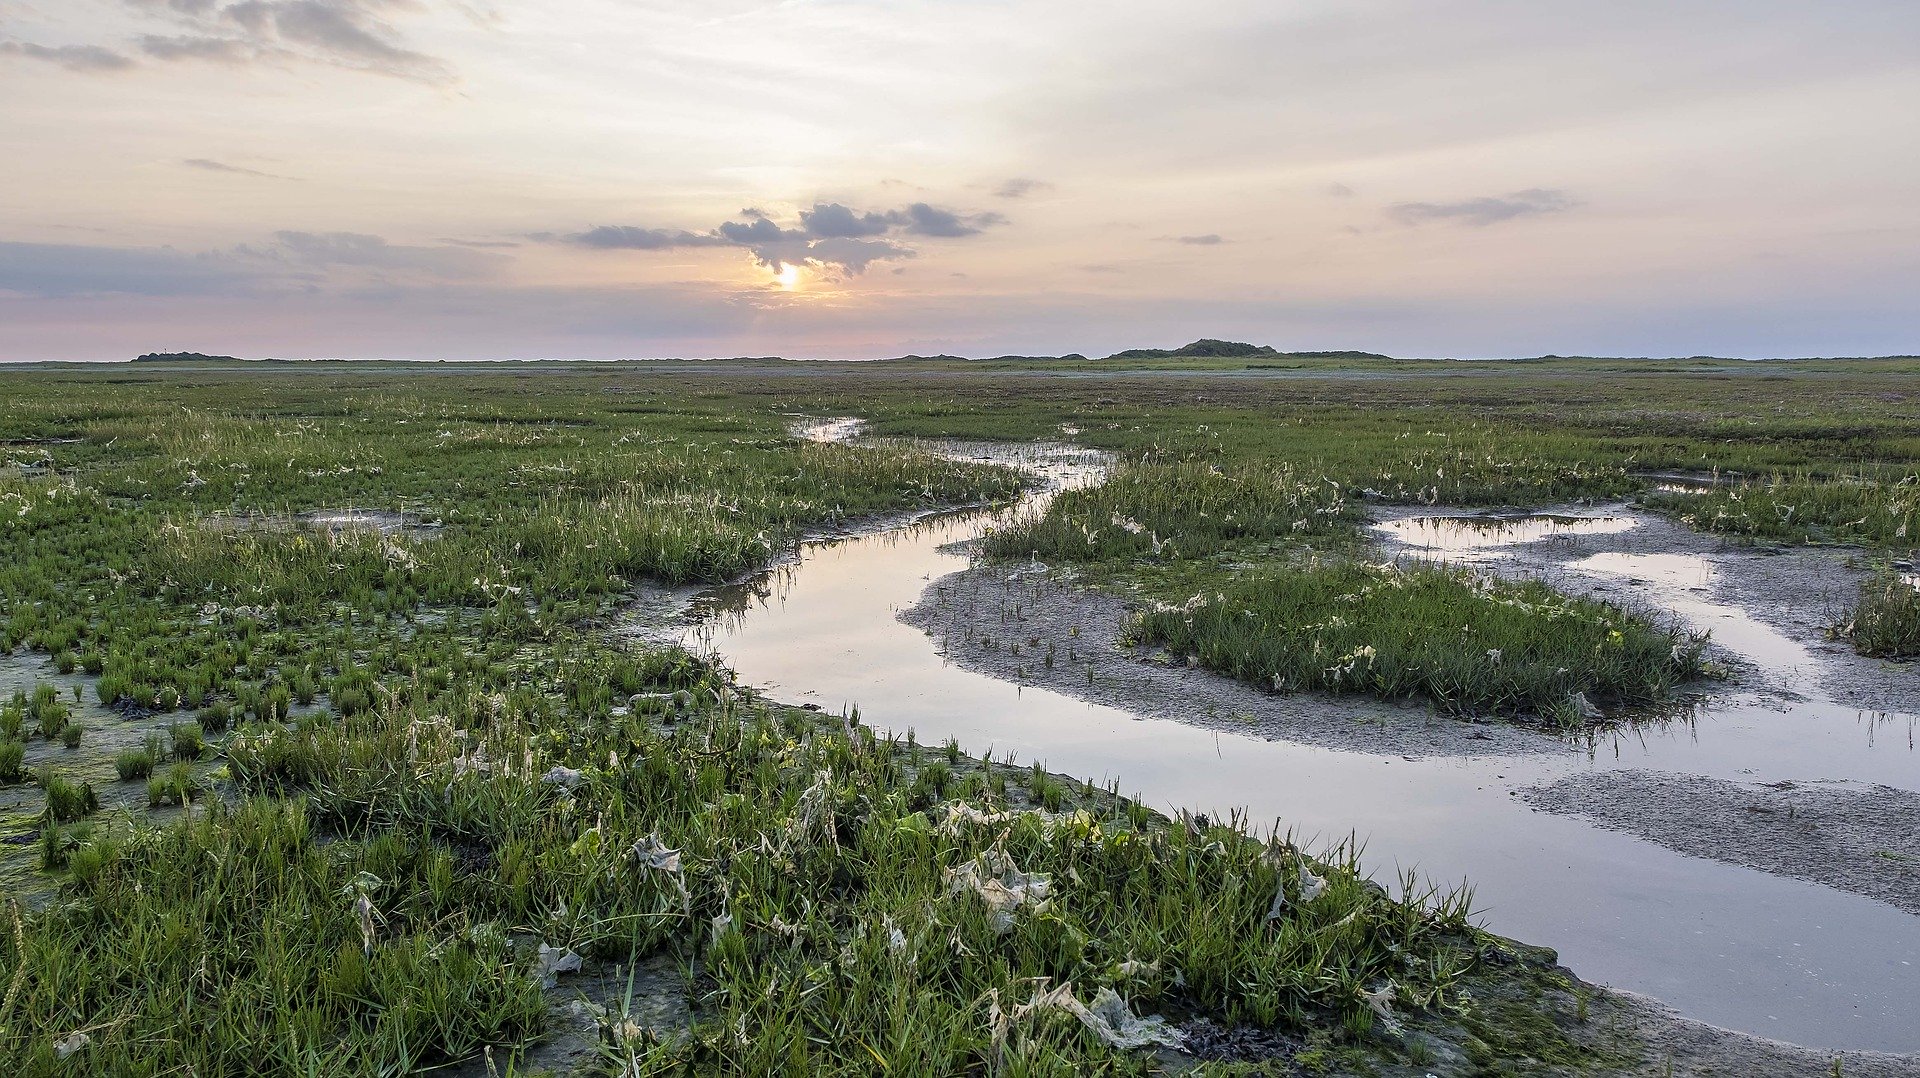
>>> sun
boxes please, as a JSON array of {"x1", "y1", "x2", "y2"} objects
[{"x1": 773, "y1": 263, "x2": 803, "y2": 291}]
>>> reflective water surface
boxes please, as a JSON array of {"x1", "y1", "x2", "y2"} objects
[
  {"x1": 1372, "y1": 513, "x2": 1639, "y2": 555},
  {"x1": 677, "y1": 423, "x2": 1920, "y2": 1052}
]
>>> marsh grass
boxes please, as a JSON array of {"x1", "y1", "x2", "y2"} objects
[
  {"x1": 1647, "y1": 473, "x2": 1919, "y2": 549},
  {"x1": 0, "y1": 740, "x2": 23, "y2": 784},
  {"x1": 1133, "y1": 559, "x2": 1705, "y2": 722},
  {"x1": 0, "y1": 361, "x2": 1912, "y2": 1074},
  {"x1": 168, "y1": 721, "x2": 206, "y2": 760},
  {"x1": 113, "y1": 747, "x2": 154, "y2": 781},
  {"x1": 37, "y1": 772, "x2": 97, "y2": 823},
  {"x1": 7, "y1": 687, "x2": 72, "y2": 742},
  {"x1": 986, "y1": 459, "x2": 1354, "y2": 561},
  {"x1": 0, "y1": 636, "x2": 1499, "y2": 1075},
  {"x1": 146, "y1": 762, "x2": 202, "y2": 807},
  {"x1": 1834, "y1": 576, "x2": 1920, "y2": 659}
]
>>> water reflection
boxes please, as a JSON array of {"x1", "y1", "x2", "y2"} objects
[
  {"x1": 1372, "y1": 513, "x2": 1637, "y2": 556},
  {"x1": 669, "y1": 420, "x2": 1920, "y2": 1052}
]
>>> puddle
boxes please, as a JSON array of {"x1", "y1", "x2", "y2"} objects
[
  {"x1": 792, "y1": 416, "x2": 868, "y2": 445},
  {"x1": 1571, "y1": 552, "x2": 1822, "y2": 680},
  {"x1": 1635, "y1": 470, "x2": 1741, "y2": 494},
  {"x1": 660, "y1": 423, "x2": 1920, "y2": 1053},
  {"x1": 1372, "y1": 513, "x2": 1637, "y2": 556},
  {"x1": 301, "y1": 508, "x2": 440, "y2": 534},
  {"x1": 201, "y1": 508, "x2": 442, "y2": 538}
]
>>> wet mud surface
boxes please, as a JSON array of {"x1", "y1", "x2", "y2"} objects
[
  {"x1": 1570, "y1": 988, "x2": 1920, "y2": 1078},
  {"x1": 1524, "y1": 771, "x2": 1920, "y2": 916}
]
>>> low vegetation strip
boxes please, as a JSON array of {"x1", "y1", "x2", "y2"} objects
[
  {"x1": 1645, "y1": 474, "x2": 1919, "y2": 549},
  {"x1": 1131, "y1": 560, "x2": 1706, "y2": 724},
  {"x1": 983, "y1": 460, "x2": 1354, "y2": 562},
  {"x1": 0, "y1": 391, "x2": 1019, "y2": 718}
]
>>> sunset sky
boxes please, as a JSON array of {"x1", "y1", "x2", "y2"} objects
[{"x1": 3, "y1": 1, "x2": 1917, "y2": 361}]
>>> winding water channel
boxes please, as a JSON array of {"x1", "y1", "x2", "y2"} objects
[{"x1": 681, "y1": 422, "x2": 1920, "y2": 1054}]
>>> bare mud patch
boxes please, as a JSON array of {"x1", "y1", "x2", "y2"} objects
[
  {"x1": 1522, "y1": 770, "x2": 1920, "y2": 915},
  {"x1": 1578, "y1": 989, "x2": 1920, "y2": 1078}
]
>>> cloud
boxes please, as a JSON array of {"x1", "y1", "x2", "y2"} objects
[
  {"x1": 232, "y1": 0, "x2": 446, "y2": 80},
  {"x1": 1389, "y1": 188, "x2": 1577, "y2": 227},
  {"x1": 1174, "y1": 234, "x2": 1225, "y2": 245},
  {"x1": 553, "y1": 198, "x2": 1003, "y2": 279},
  {"x1": 800, "y1": 236, "x2": 915, "y2": 276},
  {"x1": 715, "y1": 216, "x2": 806, "y2": 245},
  {"x1": 252, "y1": 230, "x2": 502, "y2": 278},
  {"x1": 799, "y1": 203, "x2": 892, "y2": 238},
  {"x1": 0, "y1": 41, "x2": 137, "y2": 72},
  {"x1": 124, "y1": 0, "x2": 452, "y2": 81},
  {"x1": 0, "y1": 228, "x2": 506, "y2": 303},
  {"x1": 135, "y1": 0, "x2": 222, "y2": 13},
  {"x1": 567, "y1": 225, "x2": 730, "y2": 250},
  {"x1": 136, "y1": 34, "x2": 256, "y2": 62},
  {"x1": 994, "y1": 178, "x2": 1050, "y2": 199},
  {"x1": 183, "y1": 158, "x2": 295, "y2": 179},
  {"x1": 893, "y1": 202, "x2": 1004, "y2": 237},
  {"x1": 0, "y1": 241, "x2": 252, "y2": 297}
]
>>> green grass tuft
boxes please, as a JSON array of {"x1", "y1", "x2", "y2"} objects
[
  {"x1": 1132, "y1": 558, "x2": 1705, "y2": 722},
  {"x1": 1835, "y1": 575, "x2": 1920, "y2": 659}
]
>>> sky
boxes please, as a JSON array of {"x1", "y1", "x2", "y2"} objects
[{"x1": 2, "y1": 0, "x2": 1917, "y2": 361}]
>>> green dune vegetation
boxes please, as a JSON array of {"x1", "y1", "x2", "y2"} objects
[{"x1": 0, "y1": 356, "x2": 1914, "y2": 1074}]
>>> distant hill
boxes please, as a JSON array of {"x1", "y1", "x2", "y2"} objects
[
  {"x1": 979, "y1": 353, "x2": 1089, "y2": 363},
  {"x1": 1273, "y1": 349, "x2": 1396, "y2": 361},
  {"x1": 1104, "y1": 339, "x2": 1276, "y2": 360},
  {"x1": 133, "y1": 352, "x2": 245, "y2": 363},
  {"x1": 1101, "y1": 339, "x2": 1394, "y2": 362},
  {"x1": 1098, "y1": 338, "x2": 1274, "y2": 359}
]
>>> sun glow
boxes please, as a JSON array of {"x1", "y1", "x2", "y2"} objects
[{"x1": 773, "y1": 264, "x2": 803, "y2": 291}]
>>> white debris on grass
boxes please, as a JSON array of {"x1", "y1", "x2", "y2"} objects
[
  {"x1": 1297, "y1": 864, "x2": 1329, "y2": 903},
  {"x1": 945, "y1": 850, "x2": 1053, "y2": 934},
  {"x1": 541, "y1": 765, "x2": 584, "y2": 789},
  {"x1": 1359, "y1": 982, "x2": 1402, "y2": 1032},
  {"x1": 345, "y1": 871, "x2": 383, "y2": 955},
  {"x1": 537, "y1": 943, "x2": 583, "y2": 989},
  {"x1": 1569, "y1": 691, "x2": 1605, "y2": 722},
  {"x1": 449, "y1": 744, "x2": 492, "y2": 778},
  {"x1": 1003, "y1": 981, "x2": 1186, "y2": 1051},
  {"x1": 628, "y1": 834, "x2": 682, "y2": 873},
  {"x1": 54, "y1": 1031, "x2": 91, "y2": 1059},
  {"x1": 1265, "y1": 875, "x2": 1289, "y2": 921}
]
